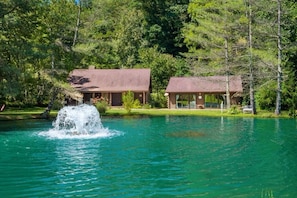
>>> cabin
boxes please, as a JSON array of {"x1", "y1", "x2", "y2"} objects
[
  {"x1": 165, "y1": 76, "x2": 243, "y2": 109},
  {"x1": 69, "y1": 68, "x2": 151, "y2": 106}
]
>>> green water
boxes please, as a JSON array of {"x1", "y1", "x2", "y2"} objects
[{"x1": 1, "y1": 116, "x2": 297, "y2": 197}]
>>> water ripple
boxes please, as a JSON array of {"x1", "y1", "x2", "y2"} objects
[{"x1": 1, "y1": 117, "x2": 297, "y2": 197}]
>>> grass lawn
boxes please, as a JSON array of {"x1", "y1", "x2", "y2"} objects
[
  {"x1": 0, "y1": 107, "x2": 58, "y2": 121},
  {"x1": 0, "y1": 106, "x2": 290, "y2": 121},
  {"x1": 105, "y1": 108, "x2": 289, "y2": 118}
]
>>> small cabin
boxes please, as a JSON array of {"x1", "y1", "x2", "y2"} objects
[
  {"x1": 69, "y1": 68, "x2": 151, "y2": 106},
  {"x1": 165, "y1": 76, "x2": 243, "y2": 109}
]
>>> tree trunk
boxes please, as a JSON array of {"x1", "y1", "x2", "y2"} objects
[
  {"x1": 223, "y1": 0, "x2": 230, "y2": 109},
  {"x1": 40, "y1": 88, "x2": 59, "y2": 119},
  {"x1": 275, "y1": 0, "x2": 282, "y2": 115},
  {"x1": 248, "y1": 0, "x2": 256, "y2": 114},
  {"x1": 225, "y1": 38, "x2": 231, "y2": 109},
  {"x1": 72, "y1": 2, "x2": 81, "y2": 47}
]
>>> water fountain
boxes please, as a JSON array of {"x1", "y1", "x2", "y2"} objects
[{"x1": 41, "y1": 104, "x2": 117, "y2": 139}]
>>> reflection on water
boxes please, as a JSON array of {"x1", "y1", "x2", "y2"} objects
[
  {"x1": 0, "y1": 116, "x2": 297, "y2": 197},
  {"x1": 52, "y1": 140, "x2": 102, "y2": 195}
]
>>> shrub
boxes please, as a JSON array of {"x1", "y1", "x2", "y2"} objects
[
  {"x1": 133, "y1": 99, "x2": 141, "y2": 109},
  {"x1": 255, "y1": 81, "x2": 276, "y2": 111},
  {"x1": 150, "y1": 91, "x2": 167, "y2": 108},
  {"x1": 95, "y1": 100, "x2": 109, "y2": 114},
  {"x1": 228, "y1": 105, "x2": 240, "y2": 114},
  {"x1": 142, "y1": 103, "x2": 151, "y2": 109},
  {"x1": 122, "y1": 91, "x2": 134, "y2": 113}
]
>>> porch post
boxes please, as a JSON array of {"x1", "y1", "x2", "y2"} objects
[
  {"x1": 109, "y1": 92, "x2": 112, "y2": 106},
  {"x1": 143, "y1": 91, "x2": 146, "y2": 104}
]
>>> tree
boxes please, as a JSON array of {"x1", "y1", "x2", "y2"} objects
[
  {"x1": 183, "y1": 0, "x2": 247, "y2": 108},
  {"x1": 36, "y1": 0, "x2": 82, "y2": 116},
  {"x1": 114, "y1": 3, "x2": 145, "y2": 67},
  {"x1": 251, "y1": 0, "x2": 284, "y2": 115},
  {"x1": 73, "y1": 0, "x2": 135, "y2": 68},
  {"x1": 137, "y1": 0, "x2": 189, "y2": 56},
  {"x1": 280, "y1": 0, "x2": 297, "y2": 116},
  {"x1": 275, "y1": 0, "x2": 282, "y2": 115},
  {"x1": 0, "y1": 0, "x2": 46, "y2": 105},
  {"x1": 137, "y1": 47, "x2": 189, "y2": 92},
  {"x1": 122, "y1": 91, "x2": 135, "y2": 114},
  {"x1": 245, "y1": 0, "x2": 256, "y2": 114},
  {"x1": 136, "y1": 47, "x2": 190, "y2": 107}
]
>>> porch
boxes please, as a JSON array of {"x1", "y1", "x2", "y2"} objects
[
  {"x1": 168, "y1": 93, "x2": 240, "y2": 109},
  {"x1": 81, "y1": 91, "x2": 149, "y2": 106}
]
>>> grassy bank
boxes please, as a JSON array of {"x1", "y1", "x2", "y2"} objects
[
  {"x1": 0, "y1": 107, "x2": 291, "y2": 121},
  {"x1": 0, "y1": 107, "x2": 58, "y2": 121},
  {"x1": 105, "y1": 108, "x2": 290, "y2": 118}
]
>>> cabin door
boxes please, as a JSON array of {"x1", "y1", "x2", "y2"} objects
[{"x1": 112, "y1": 93, "x2": 122, "y2": 106}]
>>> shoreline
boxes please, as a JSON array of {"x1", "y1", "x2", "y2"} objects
[{"x1": 0, "y1": 108, "x2": 292, "y2": 121}]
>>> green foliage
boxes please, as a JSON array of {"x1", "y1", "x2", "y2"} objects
[
  {"x1": 52, "y1": 100, "x2": 64, "y2": 110},
  {"x1": 281, "y1": 1, "x2": 297, "y2": 116},
  {"x1": 142, "y1": 103, "x2": 151, "y2": 109},
  {"x1": 0, "y1": 0, "x2": 45, "y2": 104},
  {"x1": 138, "y1": 47, "x2": 190, "y2": 92},
  {"x1": 0, "y1": 0, "x2": 81, "y2": 108},
  {"x1": 150, "y1": 91, "x2": 167, "y2": 108},
  {"x1": 122, "y1": 91, "x2": 135, "y2": 113},
  {"x1": 0, "y1": 0, "x2": 297, "y2": 118},
  {"x1": 74, "y1": 0, "x2": 143, "y2": 68},
  {"x1": 137, "y1": 0, "x2": 189, "y2": 55},
  {"x1": 121, "y1": 92, "x2": 142, "y2": 113},
  {"x1": 183, "y1": 0, "x2": 247, "y2": 75},
  {"x1": 228, "y1": 105, "x2": 240, "y2": 115},
  {"x1": 133, "y1": 99, "x2": 142, "y2": 109},
  {"x1": 95, "y1": 100, "x2": 109, "y2": 114},
  {"x1": 114, "y1": 6, "x2": 144, "y2": 67},
  {"x1": 282, "y1": 66, "x2": 297, "y2": 117},
  {"x1": 256, "y1": 81, "x2": 277, "y2": 111}
]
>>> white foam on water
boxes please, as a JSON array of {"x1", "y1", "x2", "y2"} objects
[
  {"x1": 39, "y1": 104, "x2": 121, "y2": 139},
  {"x1": 39, "y1": 128, "x2": 120, "y2": 139}
]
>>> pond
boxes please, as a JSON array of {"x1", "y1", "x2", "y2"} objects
[{"x1": 1, "y1": 111, "x2": 297, "y2": 197}]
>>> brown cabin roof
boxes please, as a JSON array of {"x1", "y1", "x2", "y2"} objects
[
  {"x1": 69, "y1": 68, "x2": 151, "y2": 92},
  {"x1": 165, "y1": 76, "x2": 243, "y2": 93}
]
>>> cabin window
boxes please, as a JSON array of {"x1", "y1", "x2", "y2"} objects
[
  {"x1": 204, "y1": 94, "x2": 223, "y2": 108},
  {"x1": 176, "y1": 94, "x2": 196, "y2": 109}
]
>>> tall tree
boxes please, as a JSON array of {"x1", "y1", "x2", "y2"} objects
[
  {"x1": 279, "y1": 0, "x2": 297, "y2": 116},
  {"x1": 137, "y1": 0, "x2": 189, "y2": 56},
  {"x1": 251, "y1": 0, "x2": 285, "y2": 114},
  {"x1": 183, "y1": 0, "x2": 247, "y2": 108},
  {"x1": 138, "y1": 47, "x2": 177, "y2": 92},
  {"x1": 0, "y1": 0, "x2": 46, "y2": 105},
  {"x1": 74, "y1": 0, "x2": 127, "y2": 68},
  {"x1": 114, "y1": 2, "x2": 145, "y2": 67},
  {"x1": 245, "y1": 0, "x2": 256, "y2": 114},
  {"x1": 38, "y1": 0, "x2": 82, "y2": 116},
  {"x1": 275, "y1": 0, "x2": 282, "y2": 115}
]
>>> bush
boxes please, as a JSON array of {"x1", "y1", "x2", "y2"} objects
[
  {"x1": 122, "y1": 91, "x2": 135, "y2": 113},
  {"x1": 228, "y1": 105, "x2": 240, "y2": 114},
  {"x1": 133, "y1": 99, "x2": 141, "y2": 109},
  {"x1": 142, "y1": 103, "x2": 151, "y2": 109},
  {"x1": 95, "y1": 100, "x2": 109, "y2": 114},
  {"x1": 255, "y1": 81, "x2": 276, "y2": 111},
  {"x1": 150, "y1": 91, "x2": 167, "y2": 108}
]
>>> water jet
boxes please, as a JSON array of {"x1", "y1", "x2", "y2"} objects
[{"x1": 40, "y1": 104, "x2": 117, "y2": 139}]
